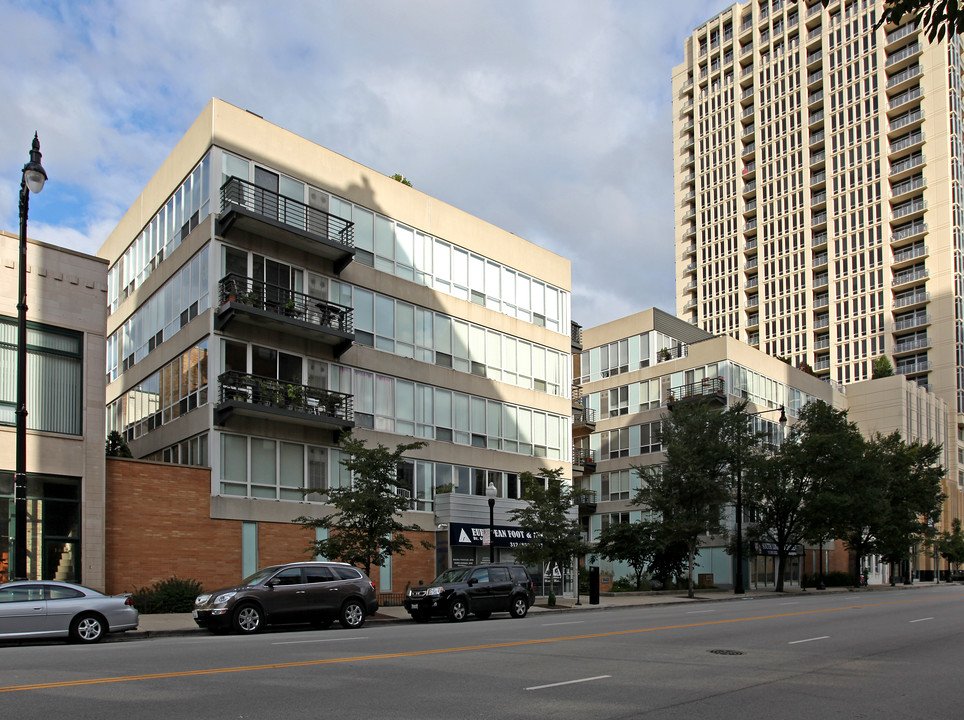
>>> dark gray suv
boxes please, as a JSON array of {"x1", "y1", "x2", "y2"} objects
[
  {"x1": 193, "y1": 561, "x2": 378, "y2": 634},
  {"x1": 404, "y1": 564, "x2": 535, "y2": 622}
]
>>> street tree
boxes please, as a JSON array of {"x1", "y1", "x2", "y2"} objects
[
  {"x1": 508, "y1": 467, "x2": 588, "y2": 602},
  {"x1": 633, "y1": 401, "x2": 732, "y2": 598},
  {"x1": 594, "y1": 519, "x2": 658, "y2": 590},
  {"x1": 746, "y1": 401, "x2": 866, "y2": 591},
  {"x1": 867, "y1": 432, "x2": 945, "y2": 579},
  {"x1": 296, "y1": 435, "x2": 430, "y2": 577},
  {"x1": 936, "y1": 518, "x2": 964, "y2": 578}
]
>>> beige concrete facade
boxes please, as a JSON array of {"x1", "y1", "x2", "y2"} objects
[
  {"x1": 0, "y1": 230, "x2": 108, "y2": 588},
  {"x1": 577, "y1": 308, "x2": 951, "y2": 586},
  {"x1": 673, "y1": 2, "x2": 964, "y2": 517},
  {"x1": 99, "y1": 99, "x2": 573, "y2": 590}
]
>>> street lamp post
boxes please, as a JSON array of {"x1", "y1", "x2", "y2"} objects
[
  {"x1": 486, "y1": 482, "x2": 497, "y2": 564},
  {"x1": 733, "y1": 404, "x2": 786, "y2": 595},
  {"x1": 15, "y1": 133, "x2": 48, "y2": 581}
]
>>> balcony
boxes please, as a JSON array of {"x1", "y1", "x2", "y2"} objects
[
  {"x1": 887, "y1": 64, "x2": 922, "y2": 92},
  {"x1": 886, "y1": 22, "x2": 918, "y2": 47},
  {"x1": 216, "y1": 274, "x2": 354, "y2": 357},
  {"x1": 889, "y1": 85, "x2": 923, "y2": 113},
  {"x1": 886, "y1": 42, "x2": 921, "y2": 71},
  {"x1": 812, "y1": 231, "x2": 828, "y2": 247},
  {"x1": 808, "y1": 89, "x2": 824, "y2": 107},
  {"x1": 893, "y1": 291, "x2": 929, "y2": 309},
  {"x1": 890, "y1": 130, "x2": 924, "y2": 154},
  {"x1": 889, "y1": 153, "x2": 925, "y2": 181},
  {"x1": 813, "y1": 294, "x2": 830, "y2": 309},
  {"x1": 745, "y1": 239, "x2": 758, "y2": 252},
  {"x1": 667, "y1": 376, "x2": 726, "y2": 409},
  {"x1": 893, "y1": 313, "x2": 930, "y2": 331},
  {"x1": 891, "y1": 221, "x2": 927, "y2": 244},
  {"x1": 889, "y1": 108, "x2": 924, "y2": 136},
  {"x1": 892, "y1": 243, "x2": 928, "y2": 266},
  {"x1": 814, "y1": 314, "x2": 830, "y2": 330},
  {"x1": 573, "y1": 406, "x2": 597, "y2": 432},
  {"x1": 216, "y1": 370, "x2": 355, "y2": 436},
  {"x1": 892, "y1": 197, "x2": 926, "y2": 221},
  {"x1": 814, "y1": 357, "x2": 831, "y2": 372},
  {"x1": 891, "y1": 174, "x2": 926, "y2": 201},
  {"x1": 657, "y1": 343, "x2": 689, "y2": 363},
  {"x1": 813, "y1": 273, "x2": 829, "y2": 288},
  {"x1": 814, "y1": 337, "x2": 830, "y2": 351},
  {"x1": 813, "y1": 252, "x2": 828, "y2": 267},
  {"x1": 219, "y1": 177, "x2": 355, "y2": 273},
  {"x1": 893, "y1": 336, "x2": 930, "y2": 355},
  {"x1": 573, "y1": 491, "x2": 597, "y2": 513},
  {"x1": 571, "y1": 321, "x2": 583, "y2": 351},
  {"x1": 572, "y1": 447, "x2": 597, "y2": 473},
  {"x1": 896, "y1": 360, "x2": 932, "y2": 376}
]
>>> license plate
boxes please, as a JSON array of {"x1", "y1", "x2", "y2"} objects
[{"x1": 192, "y1": 610, "x2": 198, "y2": 619}]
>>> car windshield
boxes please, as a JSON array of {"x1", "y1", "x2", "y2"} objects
[
  {"x1": 239, "y1": 567, "x2": 282, "y2": 586},
  {"x1": 432, "y1": 568, "x2": 472, "y2": 584}
]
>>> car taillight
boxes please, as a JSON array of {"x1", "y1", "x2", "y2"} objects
[
  {"x1": 369, "y1": 582, "x2": 376, "y2": 592},
  {"x1": 125, "y1": 596, "x2": 134, "y2": 606}
]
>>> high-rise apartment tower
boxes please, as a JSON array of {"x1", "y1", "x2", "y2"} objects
[{"x1": 673, "y1": 0, "x2": 964, "y2": 484}]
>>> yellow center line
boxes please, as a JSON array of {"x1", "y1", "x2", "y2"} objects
[{"x1": 1, "y1": 593, "x2": 958, "y2": 694}]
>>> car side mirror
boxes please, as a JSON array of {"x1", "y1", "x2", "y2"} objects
[
  {"x1": 266, "y1": 578, "x2": 280, "y2": 587},
  {"x1": 467, "y1": 578, "x2": 477, "y2": 586}
]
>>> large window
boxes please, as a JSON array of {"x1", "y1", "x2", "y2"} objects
[{"x1": 0, "y1": 317, "x2": 82, "y2": 435}]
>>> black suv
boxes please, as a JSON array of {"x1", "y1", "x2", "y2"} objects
[
  {"x1": 404, "y1": 564, "x2": 535, "y2": 622},
  {"x1": 193, "y1": 561, "x2": 378, "y2": 634}
]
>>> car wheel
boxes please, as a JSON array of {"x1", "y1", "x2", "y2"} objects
[
  {"x1": 448, "y1": 598, "x2": 468, "y2": 622},
  {"x1": 70, "y1": 613, "x2": 105, "y2": 643},
  {"x1": 475, "y1": 611, "x2": 492, "y2": 620},
  {"x1": 233, "y1": 603, "x2": 264, "y2": 634},
  {"x1": 411, "y1": 611, "x2": 431, "y2": 623},
  {"x1": 339, "y1": 599, "x2": 366, "y2": 629},
  {"x1": 509, "y1": 596, "x2": 529, "y2": 618},
  {"x1": 311, "y1": 615, "x2": 334, "y2": 630}
]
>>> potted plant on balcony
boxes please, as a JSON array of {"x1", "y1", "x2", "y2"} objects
[
  {"x1": 283, "y1": 297, "x2": 298, "y2": 317},
  {"x1": 283, "y1": 384, "x2": 304, "y2": 409},
  {"x1": 657, "y1": 347, "x2": 672, "y2": 362}
]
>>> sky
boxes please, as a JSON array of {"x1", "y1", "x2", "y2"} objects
[{"x1": 0, "y1": 0, "x2": 734, "y2": 328}]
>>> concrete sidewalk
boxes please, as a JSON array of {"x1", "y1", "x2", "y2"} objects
[{"x1": 128, "y1": 583, "x2": 927, "y2": 639}]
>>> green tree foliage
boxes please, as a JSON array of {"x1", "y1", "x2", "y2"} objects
[
  {"x1": 296, "y1": 435, "x2": 430, "y2": 577},
  {"x1": 390, "y1": 173, "x2": 413, "y2": 187},
  {"x1": 633, "y1": 401, "x2": 732, "y2": 598},
  {"x1": 809, "y1": 0, "x2": 964, "y2": 42},
  {"x1": 872, "y1": 355, "x2": 895, "y2": 378},
  {"x1": 747, "y1": 401, "x2": 866, "y2": 591},
  {"x1": 936, "y1": 518, "x2": 964, "y2": 574},
  {"x1": 508, "y1": 467, "x2": 588, "y2": 598},
  {"x1": 866, "y1": 432, "x2": 945, "y2": 572},
  {"x1": 594, "y1": 520, "x2": 658, "y2": 590},
  {"x1": 105, "y1": 430, "x2": 133, "y2": 457}
]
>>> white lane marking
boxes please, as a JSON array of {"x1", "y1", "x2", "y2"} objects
[
  {"x1": 526, "y1": 675, "x2": 611, "y2": 691},
  {"x1": 272, "y1": 636, "x2": 368, "y2": 645},
  {"x1": 686, "y1": 609, "x2": 716, "y2": 614},
  {"x1": 788, "y1": 636, "x2": 829, "y2": 645},
  {"x1": 910, "y1": 617, "x2": 934, "y2": 623},
  {"x1": 779, "y1": 602, "x2": 801, "y2": 606},
  {"x1": 542, "y1": 621, "x2": 585, "y2": 627}
]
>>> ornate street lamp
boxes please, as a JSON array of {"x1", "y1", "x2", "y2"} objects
[
  {"x1": 15, "y1": 133, "x2": 47, "y2": 581},
  {"x1": 486, "y1": 482, "x2": 497, "y2": 564},
  {"x1": 733, "y1": 404, "x2": 786, "y2": 594}
]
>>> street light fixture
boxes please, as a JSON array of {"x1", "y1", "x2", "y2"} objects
[
  {"x1": 486, "y1": 481, "x2": 497, "y2": 564},
  {"x1": 16, "y1": 133, "x2": 47, "y2": 581},
  {"x1": 733, "y1": 404, "x2": 786, "y2": 595}
]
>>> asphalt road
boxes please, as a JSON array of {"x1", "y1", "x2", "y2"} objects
[{"x1": 2, "y1": 585, "x2": 963, "y2": 719}]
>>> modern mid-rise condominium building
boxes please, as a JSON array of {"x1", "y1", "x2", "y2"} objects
[
  {"x1": 673, "y1": 0, "x2": 964, "y2": 486},
  {"x1": 99, "y1": 99, "x2": 574, "y2": 591},
  {"x1": 574, "y1": 308, "x2": 956, "y2": 587}
]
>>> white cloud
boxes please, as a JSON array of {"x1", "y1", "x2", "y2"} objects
[{"x1": 0, "y1": 0, "x2": 733, "y2": 326}]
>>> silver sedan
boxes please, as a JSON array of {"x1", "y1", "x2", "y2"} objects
[{"x1": 0, "y1": 581, "x2": 139, "y2": 643}]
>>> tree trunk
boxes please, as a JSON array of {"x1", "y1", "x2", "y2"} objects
[
  {"x1": 687, "y1": 541, "x2": 696, "y2": 599},
  {"x1": 775, "y1": 553, "x2": 786, "y2": 592}
]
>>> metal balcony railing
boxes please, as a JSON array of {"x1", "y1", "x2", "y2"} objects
[
  {"x1": 573, "y1": 447, "x2": 596, "y2": 467},
  {"x1": 220, "y1": 176, "x2": 354, "y2": 249},
  {"x1": 218, "y1": 370, "x2": 354, "y2": 422},
  {"x1": 219, "y1": 273, "x2": 353, "y2": 333},
  {"x1": 573, "y1": 407, "x2": 597, "y2": 425},
  {"x1": 667, "y1": 376, "x2": 725, "y2": 404}
]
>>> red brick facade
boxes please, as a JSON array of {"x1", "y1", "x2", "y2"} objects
[{"x1": 105, "y1": 457, "x2": 436, "y2": 595}]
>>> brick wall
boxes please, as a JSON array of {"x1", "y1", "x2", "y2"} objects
[{"x1": 105, "y1": 457, "x2": 437, "y2": 596}]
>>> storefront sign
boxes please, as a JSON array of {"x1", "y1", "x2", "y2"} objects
[
  {"x1": 449, "y1": 522, "x2": 533, "y2": 548},
  {"x1": 751, "y1": 541, "x2": 803, "y2": 556}
]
